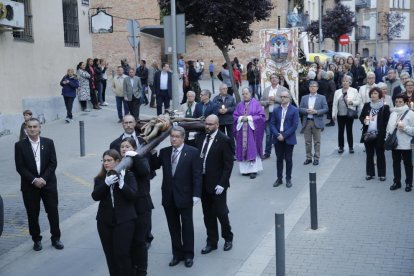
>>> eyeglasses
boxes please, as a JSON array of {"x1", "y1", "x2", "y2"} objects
[{"x1": 281, "y1": 96, "x2": 289, "y2": 98}]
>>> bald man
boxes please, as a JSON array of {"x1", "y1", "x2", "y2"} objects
[{"x1": 196, "y1": 115, "x2": 234, "y2": 254}]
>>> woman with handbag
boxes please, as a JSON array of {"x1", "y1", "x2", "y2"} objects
[
  {"x1": 386, "y1": 94, "x2": 414, "y2": 192},
  {"x1": 332, "y1": 75, "x2": 361, "y2": 153},
  {"x1": 359, "y1": 87, "x2": 390, "y2": 181}
]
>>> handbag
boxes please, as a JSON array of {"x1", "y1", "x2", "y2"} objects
[
  {"x1": 384, "y1": 110, "x2": 409, "y2": 151},
  {"x1": 364, "y1": 131, "x2": 378, "y2": 143},
  {"x1": 343, "y1": 91, "x2": 358, "y2": 119},
  {"x1": 217, "y1": 72, "x2": 223, "y2": 81}
]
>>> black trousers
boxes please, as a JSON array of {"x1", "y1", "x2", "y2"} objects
[
  {"x1": 337, "y1": 115, "x2": 354, "y2": 149},
  {"x1": 90, "y1": 88, "x2": 98, "y2": 106},
  {"x1": 98, "y1": 220, "x2": 135, "y2": 276},
  {"x1": 79, "y1": 100, "x2": 87, "y2": 110},
  {"x1": 364, "y1": 140, "x2": 386, "y2": 177},
  {"x1": 63, "y1": 96, "x2": 75, "y2": 119},
  {"x1": 132, "y1": 211, "x2": 150, "y2": 276},
  {"x1": 274, "y1": 142, "x2": 294, "y2": 180},
  {"x1": 201, "y1": 180, "x2": 233, "y2": 246},
  {"x1": 219, "y1": 124, "x2": 235, "y2": 154},
  {"x1": 127, "y1": 97, "x2": 141, "y2": 121},
  {"x1": 156, "y1": 90, "x2": 171, "y2": 115},
  {"x1": 163, "y1": 204, "x2": 194, "y2": 259},
  {"x1": 22, "y1": 188, "x2": 60, "y2": 242},
  {"x1": 392, "y1": 149, "x2": 413, "y2": 185},
  {"x1": 102, "y1": 79, "x2": 107, "y2": 102},
  {"x1": 149, "y1": 84, "x2": 156, "y2": 107}
]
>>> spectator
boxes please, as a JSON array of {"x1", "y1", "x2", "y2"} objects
[
  {"x1": 112, "y1": 66, "x2": 129, "y2": 123},
  {"x1": 188, "y1": 60, "x2": 203, "y2": 101},
  {"x1": 60, "y1": 68, "x2": 79, "y2": 123},
  {"x1": 153, "y1": 63, "x2": 172, "y2": 115},
  {"x1": 209, "y1": 60, "x2": 215, "y2": 79},
  {"x1": 123, "y1": 68, "x2": 142, "y2": 121},
  {"x1": 193, "y1": 89, "x2": 218, "y2": 118},
  {"x1": 402, "y1": 79, "x2": 414, "y2": 105},
  {"x1": 325, "y1": 71, "x2": 337, "y2": 126},
  {"x1": 385, "y1": 69, "x2": 404, "y2": 103},
  {"x1": 76, "y1": 62, "x2": 91, "y2": 112},
  {"x1": 377, "y1": 82, "x2": 395, "y2": 111},
  {"x1": 86, "y1": 58, "x2": 100, "y2": 109},
  {"x1": 220, "y1": 63, "x2": 234, "y2": 96},
  {"x1": 19, "y1": 109, "x2": 32, "y2": 141},
  {"x1": 100, "y1": 59, "x2": 109, "y2": 106},
  {"x1": 247, "y1": 58, "x2": 261, "y2": 99},
  {"x1": 147, "y1": 61, "x2": 159, "y2": 108},
  {"x1": 136, "y1": 60, "x2": 149, "y2": 105}
]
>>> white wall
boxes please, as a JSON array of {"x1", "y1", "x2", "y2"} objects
[{"x1": 0, "y1": 0, "x2": 92, "y2": 133}]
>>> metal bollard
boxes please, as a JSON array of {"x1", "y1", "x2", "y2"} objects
[
  {"x1": 211, "y1": 77, "x2": 215, "y2": 94},
  {"x1": 275, "y1": 213, "x2": 285, "y2": 276},
  {"x1": 309, "y1": 172, "x2": 318, "y2": 230},
  {"x1": 79, "y1": 121, "x2": 85, "y2": 157}
]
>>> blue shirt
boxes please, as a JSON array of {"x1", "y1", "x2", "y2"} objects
[{"x1": 209, "y1": 63, "x2": 215, "y2": 73}]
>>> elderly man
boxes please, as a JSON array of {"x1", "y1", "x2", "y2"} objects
[
  {"x1": 385, "y1": 69, "x2": 404, "y2": 103},
  {"x1": 212, "y1": 84, "x2": 236, "y2": 149},
  {"x1": 299, "y1": 81, "x2": 328, "y2": 166},
  {"x1": 179, "y1": 90, "x2": 198, "y2": 146},
  {"x1": 374, "y1": 58, "x2": 389, "y2": 84},
  {"x1": 359, "y1": 72, "x2": 377, "y2": 106},
  {"x1": 123, "y1": 68, "x2": 142, "y2": 121},
  {"x1": 261, "y1": 74, "x2": 288, "y2": 159},
  {"x1": 193, "y1": 89, "x2": 218, "y2": 118},
  {"x1": 270, "y1": 91, "x2": 299, "y2": 187},
  {"x1": 112, "y1": 66, "x2": 129, "y2": 123}
]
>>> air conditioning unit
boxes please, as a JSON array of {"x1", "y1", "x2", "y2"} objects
[{"x1": 0, "y1": 0, "x2": 24, "y2": 29}]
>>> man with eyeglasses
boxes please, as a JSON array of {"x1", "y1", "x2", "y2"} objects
[
  {"x1": 193, "y1": 89, "x2": 218, "y2": 118},
  {"x1": 270, "y1": 91, "x2": 299, "y2": 188},
  {"x1": 299, "y1": 81, "x2": 328, "y2": 166}
]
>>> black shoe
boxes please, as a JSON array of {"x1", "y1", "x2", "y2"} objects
[
  {"x1": 303, "y1": 159, "x2": 312, "y2": 165},
  {"x1": 390, "y1": 182, "x2": 401, "y2": 191},
  {"x1": 379, "y1": 177, "x2": 386, "y2": 181},
  {"x1": 338, "y1": 148, "x2": 344, "y2": 154},
  {"x1": 223, "y1": 241, "x2": 233, "y2": 251},
  {"x1": 313, "y1": 160, "x2": 319, "y2": 166},
  {"x1": 184, "y1": 258, "x2": 194, "y2": 268},
  {"x1": 405, "y1": 185, "x2": 412, "y2": 192},
  {"x1": 201, "y1": 244, "x2": 217, "y2": 254},
  {"x1": 365, "y1": 176, "x2": 373, "y2": 180},
  {"x1": 263, "y1": 153, "x2": 270, "y2": 159},
  {"x1": 273, "y1": 179, "x2": 283, "y2": 187},
  {"x1": 52, "y1": 239, "x2": 64, "y2": 250},
  {"x1": 33, "y1": 241, "x2": 42, "y2": 251},
  {"x1": 349, "y1": 148, "x2": 355, "y2": 154},
  {"x1": 286, "y1": 180, "x2": 292, "y2": 188},
  {"x1": 169, "y1": 256, "x2": 183, "y2": 266},
  {"x1": 249, "y1": 173, "x2": 257, "y2": 179},
  {"x1": 325, "y1": 121, "x2": 335, "y2": 127}
]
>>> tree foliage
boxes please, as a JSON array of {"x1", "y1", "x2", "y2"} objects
[
  {"x1": 385, "y1": 12, "x2": 406, "y2": 40},
  {"x1": 306, "y1": 3, "x2": 355, "y2": 51},
  {"x1": 158, "y1": 0, "x2": 274, "y2": 101}
]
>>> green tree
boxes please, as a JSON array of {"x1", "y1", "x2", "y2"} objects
[
  {"x1": 158, "y1": 0, "x2": 274, "y2": 102},
  {"x1": 306, "y1": 3, "x2": 356, "y2": 51}
]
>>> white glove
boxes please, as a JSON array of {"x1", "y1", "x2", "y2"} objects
[
  {"x1": 193, "y1": 197, "x2": 200, "y2": 205},
  {"x1": 215, "y1": 185, "x2": 224, "y2": 195},
  {"x1": 125, "y1": 150, "x2": 138, "y2": 157},
  {"x1": 118, "y1": 169, "x2": 125, "y2": 189},
  {"x1": 105, "y1": 175, "x2": 119, "y2": 186}
]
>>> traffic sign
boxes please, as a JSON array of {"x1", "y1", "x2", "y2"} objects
[
  {"x1": 126, "y1": 19, "x2": 140, "y2": 48},
  {"x1": 339, "y1": 34, "x2": 350, "y2": 46}
]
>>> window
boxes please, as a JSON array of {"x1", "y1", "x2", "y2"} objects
[
  {"x1": 62, "y1": 0, "x2": 80, "y2": 47},
  {"x1": 12, "y1": 0, "x2": 34, "y2": 42}
]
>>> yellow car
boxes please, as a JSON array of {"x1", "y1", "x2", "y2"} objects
[{"x1": 307, "y1": 53, "x2": 330, "y2": 63}]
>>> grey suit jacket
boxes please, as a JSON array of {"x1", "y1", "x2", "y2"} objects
[
  {"x1": 261, "y1": 85, "x2": 289, "y2": 119},
  {"x1": 123, "y1": 76, "x2": 142, "y2": 101},
  {"x1": 299, "y1": 94, "x2": 329, "y2": 129}
]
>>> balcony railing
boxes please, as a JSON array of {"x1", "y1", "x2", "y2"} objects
[
  {"x1": 356, "y1": 0, "x2": 371, "y2": 9},
  {"x1": 287, "y1": 12, "x2": 309, "y2": 28},
  {"x1": 356, "y1": 25, "x2": 370, "y2": 40}
]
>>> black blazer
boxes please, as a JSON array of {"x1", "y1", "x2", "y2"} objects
[
  {"x1": 15, "y1": 137, "x2": 57, "y2": 192},
  {"x1": 193, "y1": 101, "x2": 218, "y2": 118},
  {"x1": 109, "y1": 133, "x2": 145, "y2": 154},
  {"x1": 359, "y1": 103, "x2": 390, "y2": 145},
  {"x1": 153, "y1": 144, "x2": 202, "y2": 208},
  {"x1": 153, "y1": 71, "x2": 172, "y2": 99},
  {"x1": 196, "y1": 131, "x2": 233, "y2": 193},
  {"x1": 92, "y1": 171, "x2": 138, "y2": 225}
]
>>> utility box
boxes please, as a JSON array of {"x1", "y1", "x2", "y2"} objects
[{"x1": 0, "y1": 0, "x2": 24, "y2": 29}]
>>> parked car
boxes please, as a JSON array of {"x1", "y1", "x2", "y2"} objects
[
  {"x1": 322, "y1": 50, "x2": 352, "y2": 59},
  {"x1": 307, "y1": 53, "x2": 330, "y2": 62}
]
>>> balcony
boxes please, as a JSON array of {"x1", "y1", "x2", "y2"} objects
[
  {"x1": 356, "y1": 26, "x2": 370, "y2": 40},
  {"x1": 356, "y1": 0, "x2": 371, "y2": 9},
  {"x1": 287, "y1": 12, "x2": 309, "y2": 28}
]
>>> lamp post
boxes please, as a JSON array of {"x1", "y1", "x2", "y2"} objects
[
  {"x1": 318, "y1": 0, "x2": 323, "y2": 51},
  {"x1": 170, "y1": 0, "x2": 179, "y2": 110}
]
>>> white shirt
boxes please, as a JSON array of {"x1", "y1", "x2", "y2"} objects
[
  {"x1": 268, "y1": 85, "x2": 278, "y2": 112},
  {"x1": 160, "y1": 71, "x2": 168, "y2": 90},
  {"x1": 307, "y1": 94, "x2": 317, "y2": 118},
  {"x1": 113, "y1": 74, "x2": 127, "y2": 97},
  {"x1": 201, "y1": 130, "x2": 218, "y2": 174},
  {"x1": 129, "y1": 77, "x2": 134, "y2": 87},
  {"x1": 171, "y1": 143, "x2": 185, "y2": 175},
  {"x1": 280, "y1": 104, "x2": 289, "y2": 132},
  {"x1": 29, "y1": 137, "x2": 41, "y2": 175}
]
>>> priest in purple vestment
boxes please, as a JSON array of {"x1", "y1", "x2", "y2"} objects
[{"x1": 233, "y1": 87, "x2": 266, "y2": 179}]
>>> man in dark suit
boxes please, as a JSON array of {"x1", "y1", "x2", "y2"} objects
[
  {"x1": 374, "y1": 58, "x2": 389, "y2": 84},
  {"x1": 153, "y1": 63, "x2": 172, "y2": 115},
  {"x1": 299, "y1": 81, "x2": 328, "y2": 166},
  {"x1": 193, "y1": 89, "x2": 218, "y2": 118},
  {"x1": 123, "y1": 68, "x2": 142, "y2": 121},
  {"x1": 153, "y1": 126, "x2": 202, "y2": 268},
  {"x1": 196, "y1": 115, "x2": 234, "y2": 255},
  {"x1": 109, "y1": 114, "x2": 154, "y2": 276},
  {"x1": 270, "y1": 91, "x2": 299, "y2": 188},
  {"x1": 14, "y1": 118, "x2": 64, "y2": 251}
]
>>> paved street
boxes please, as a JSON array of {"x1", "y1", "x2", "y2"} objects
[{"x1": 0, "y1": 79, "x2": 413, "y2": 275}]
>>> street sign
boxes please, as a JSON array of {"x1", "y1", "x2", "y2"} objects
[
  {"x1": 126, "y1": 19, "x2": 140, "y2": 48},
  {"x1": 163, "y1": 14, "x2": 186, "y2": 54},
  {"x1": 339, "y1": 34, "x2": 350, "y2": 46}
]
